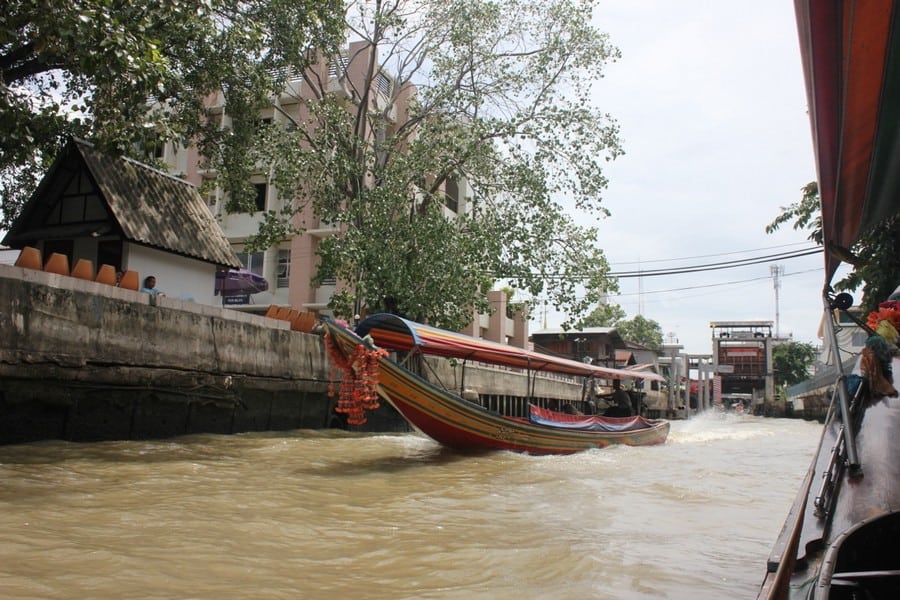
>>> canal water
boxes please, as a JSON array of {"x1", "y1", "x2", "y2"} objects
[{"x1": 0, "y1": 412, "x2": 820, "y2": 599}]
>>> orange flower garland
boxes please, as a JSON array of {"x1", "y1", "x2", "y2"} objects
[
  {"x1": 866, "y1": 302, "x2": 900, "y2": 335},
  {"x1": 324, "y1": 331, "x2": 387, "y2": 425},
  {"x1": 862, "y1": 300, "x2": 899, "y2": 398}
]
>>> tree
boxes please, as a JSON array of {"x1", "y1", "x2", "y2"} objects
[
  {"x1": 579, "y1": 302, "x2": 627, "y2": 328},
  {"x1": 1, "y1": 0, "x2": 345, "y2": 227},
  {"x1": 238, "y1": 0, "x2": 624, "y2": 331},
  {"x1": 767, "y1": 182, "x2": 900, "y2": 313},
  {"x1": 772, "y1": 341, "x2": 816, "y2": 387},
  {"x1": 614, "y1": 315, "x2": 663, "y2": 351},
  {"x1": 577, "y1": 302, "x2": 663, "y2": 349}
]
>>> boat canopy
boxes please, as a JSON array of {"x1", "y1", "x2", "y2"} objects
[
  {"x1": 355, "y1": 313, "x2": 664, "y2": 382},
  {"x1": 795, "y1": 1, "x2": 900, "y2": 280}
]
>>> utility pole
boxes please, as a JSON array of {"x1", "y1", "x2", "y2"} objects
[
  {"x1": 770, "y1": 264, "x2": 784, "y2": 338},
  {"x1": 637, "y1": 258, "x2": 644, "y2": 316}
]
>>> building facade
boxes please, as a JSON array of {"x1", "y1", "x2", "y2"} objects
[{"x1": 710, "y1": 320, "x2": 775, "y2": 406}]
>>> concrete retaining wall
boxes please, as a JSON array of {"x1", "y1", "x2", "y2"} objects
[{"x1": 0, "y1": 264, "x2": 345, "y2": 443}]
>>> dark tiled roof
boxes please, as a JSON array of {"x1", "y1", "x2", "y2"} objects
[{"x1": 74, "y1": 141, "x2": 240, "y2": 268}]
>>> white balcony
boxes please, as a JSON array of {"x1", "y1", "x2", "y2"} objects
[
  {"x1": 219, "y1": 212, "x2": 265, "y2": 239},
  {"x1": 275, "y1": 71, "x2": 303, "y2": 104},
  {"x1": 302, "y1": 283, "x2": 336, "y2": 312},
  {"x1": 372, "y1": 92, "x2": 397, "y2": 122},
  {"x1": 326, "y1": 76, "x2": 353, "y2": 101},
  {"x1": 308, "y1": 223, "x2": 339, "y2": 238}
]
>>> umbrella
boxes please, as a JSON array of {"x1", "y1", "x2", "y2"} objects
[{"x1": 215, "y1": 269, "x2": 269, "y2": 296}]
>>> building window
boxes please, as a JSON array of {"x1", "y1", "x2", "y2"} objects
[
  {"x1": 96, "y1": 240, "x2": 122, "y2": 272},
  {"x1": 136, "y1": 135, "x2": 165, "y2": 160},
  {"x1": 375, "y1": 72, "x2": 392, "y2": 96},
  {"x1": 43, "y1": 239, "x2": 74, "y2": 264},
  {"x1": 253, "y1": 183, "x2": 267, "y2": 212},
  {"x1": 328, "y1": 52, "x2": 349, "y2": 78},
  {"x1": 277, "y1": 249, "x2": 291, "y2": 288},
  {"x1": 236, "y1": 251, "x2": 265, "y2": 276},
  {"x1": 444, "y1": 177, "x2": 460, "y2": 213}
]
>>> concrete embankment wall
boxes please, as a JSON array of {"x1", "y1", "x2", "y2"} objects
[
  {"x1": 0, "y1": 264, "x2": 343, "y2": 444},
  {"x1": 0, "y1": 264, "x2": 586, "y2": 444}
]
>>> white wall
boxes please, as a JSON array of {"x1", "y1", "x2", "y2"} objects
[
  {"x1": 219, "y1": 211, "x2": 265, "y2": 239},
  {"x1": 0, "y1": 247, "x2": 18, "y2": 265},
  {"x1": 124, "y1": 244, "x2": 218, "y2": 305}
]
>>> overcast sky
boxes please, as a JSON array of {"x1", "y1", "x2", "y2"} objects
[{"x1": 538, "y1": 1, "x2": 829, "y2": 355}]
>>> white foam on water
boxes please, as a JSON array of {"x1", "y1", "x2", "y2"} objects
[{"x1": 667, "y1": 410, "x2": 787, "y2": 444}]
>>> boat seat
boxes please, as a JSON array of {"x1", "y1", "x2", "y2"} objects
[
  {"x1": 118, "y1": 270, "x2": 139, "y2": 291},
  {"x1": 43, "y1": 252, "x2": 70, "y2": 276},
  {"x1": 14, "y1": 246, "x2": 42, "y2": 270},
  {"x1": 71, "y1": 258, "x2": 95, "y2": 281},
  {"x1": 95, "y1": 264, "x2": 118, "y2": 286}
]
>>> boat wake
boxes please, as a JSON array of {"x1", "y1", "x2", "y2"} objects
[{"x1": 666, "y1": 410, "x2": 784, "y2": 445}]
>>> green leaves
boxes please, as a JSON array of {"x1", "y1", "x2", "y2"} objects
[
  {"x1": 1, "y1": 0, "x2": 344, "y2": 227},
  {"x1": 580, "y1": 303, "x2": 627, "y2": 328},
  {"x1": 614, "y1": 315, "x2": 664, "y2": 351},
  {"x1": 772, "y1": 341, "x2": 816, "y2": 387}
]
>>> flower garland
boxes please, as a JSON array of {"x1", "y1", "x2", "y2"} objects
[
  {"x1": 324, "y1": 330, "x2": 387, "y2": 425},
  {"x1": 862, "y1": 299, "x2": 899, "y2": 398},
  {"x1": 866, "y1": 300, "x2": 900, "y2": 343}
]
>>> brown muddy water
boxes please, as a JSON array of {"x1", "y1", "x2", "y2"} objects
[{"x1": 0, "y1": 412, "x2": 820, "y2": 599}]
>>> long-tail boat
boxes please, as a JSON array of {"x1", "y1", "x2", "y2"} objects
[
  {"x1": 758, "y1": 2, "x2": 900, "y2": 598},
  {"x1": 322, "y1": 313, "x2": 669, "y2": 455}
]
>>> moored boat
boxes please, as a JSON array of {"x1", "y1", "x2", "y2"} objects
[
  {"x1": 322, "y1": 313, "x2": 669, "y2": 455},
  {"x1": 758, "y1": 2, "x2": 900, "y2": 598}
]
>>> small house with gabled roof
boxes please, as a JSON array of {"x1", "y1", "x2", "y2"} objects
[{"x1": 2, "y1": 138, "x2": 240, "y2": 304}]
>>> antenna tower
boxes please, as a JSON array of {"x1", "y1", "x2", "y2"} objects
[{"x1": 770, "y1": 264, "x2": 784, "y2": 338}]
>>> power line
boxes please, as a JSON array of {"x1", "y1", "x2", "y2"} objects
[
  {"x1": 610, "y1": 268, "x2": 821, "y2": 298},
  {"x1": 610, "y1": 241, "x2": 818, "y2": 267},
  {"x1": 530, "y1": 269, "x2": 821, "y2": 306},
  {"x1": 524, "y1": 247, "x2": 822, "y2": 280},
  {"x1": 610, "y1": 247, "x2": 821, "y2": 277}
]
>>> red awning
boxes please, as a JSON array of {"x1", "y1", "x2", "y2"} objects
[
  {"x1": 794, "y1": 1, "x2": 900, "y2": 280},
  {"x1": 355, "y1": 314, "x2": 664, "y2": 382}
]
